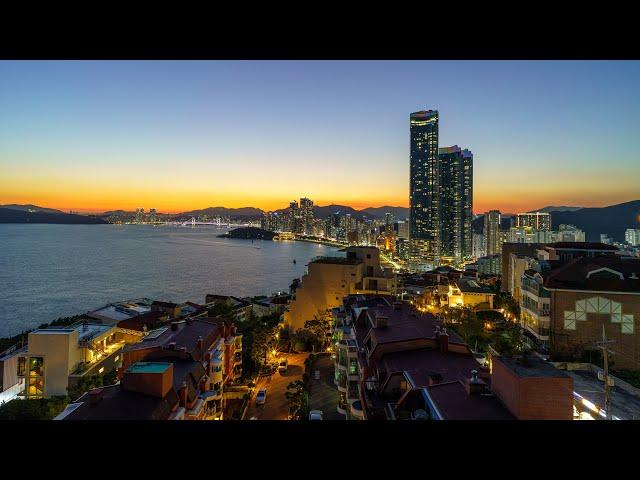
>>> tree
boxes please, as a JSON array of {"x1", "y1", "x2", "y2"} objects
[
  {"x1": 285, "y1": 380, "x2": 309, "y2": 419},
  {"x1": 304, "y1": 317, "x2": 331, "y2": 351},
  {"x1": 291, "y1": 328, "x2": 315, "y2": 352},
  {"x1": 0, "y1": 396, "x2": 69, "y2": 420}
]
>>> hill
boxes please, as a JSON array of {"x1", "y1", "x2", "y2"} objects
[
  {"x1": 471, "y1": 200, "x2": 640, "y2": 242},
  {"x1": 360, "y1": 206, "x2": 410, "y2": 220},
  {"x1": 0, "y1": 208, "x2": 108, "y2": 224},
  {"x1": 218, "y1": 227, "x2": 276, "y2": 240},
  {"x1": 529, "y1": 206, "x2": 583, "y2": 213},
  {"x1": 0, "y1": 204, "x2": 64, "y2": 214},
  {"x1": 551, "y1": 200, "x2": 640, "y2": 242}
]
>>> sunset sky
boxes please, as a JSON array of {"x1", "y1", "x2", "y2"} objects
[{"x1": 1, "y1": 60, "x2": 639, "y2": 214}]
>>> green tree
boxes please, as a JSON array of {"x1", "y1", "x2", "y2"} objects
[
  {"x1": 0, "y1": 396, "x2": 69, "y2": 420},
  {"x1": 285, "y1": 380, "x2": 309, "y2": 419},
  {"x1": 304, "y1": 317, "x2": 331, "y2": 352}
]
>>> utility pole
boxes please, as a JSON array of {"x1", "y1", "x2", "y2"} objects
[{"x1": 596, "y1": 325, "x2": 615, "y2": 420}]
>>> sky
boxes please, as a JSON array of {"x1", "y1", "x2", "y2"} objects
[{"x1": 1, "y1": 60, "x2": 639, "y2": 214}]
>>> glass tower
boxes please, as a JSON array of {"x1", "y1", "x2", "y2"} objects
[
  {"x1": 409, "y1": 110, "x2": 440, "y2": 261},
  {"x1": 439, "y1": 146, "x2": 473, "y2": 261}
]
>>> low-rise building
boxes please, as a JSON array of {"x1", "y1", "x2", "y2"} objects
[
  {"x1": 15, "y1": 322, "x2": 145, "y2": 398},
  {"x1": 447, "y1": 278, "x2": 495, "y2": 309},
  {"x1": 284, "y1": 247, "x2": 396, "y2": 331},
  {"x1": 545, "y1": 256, "x2": 640, "y2": 370}
]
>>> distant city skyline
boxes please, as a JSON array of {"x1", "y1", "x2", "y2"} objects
[{"x1": 2, "y1": 61, "x2": 640, "y2": 214}]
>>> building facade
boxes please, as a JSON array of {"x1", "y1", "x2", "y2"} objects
[
  {"x1": 438, "y1": 146, "x2": 473, "y2": 262},
  {"x1": 283, "y1": 247, "x2": 396, "y2": 331},
  {"x1": 484, "y1": 210, "x2": 502, "y2": 256},
  {"x1": 409, "y1": 110, "x2": 440, "y2": 263}
]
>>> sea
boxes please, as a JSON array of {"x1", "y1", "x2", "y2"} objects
[{"x1": 0, "y1": 224, "x2": 339, "y2": 338}]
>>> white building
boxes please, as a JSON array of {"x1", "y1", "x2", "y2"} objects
[{"x1": 625, "y1": 229, "x2": 640, "y2": 247}]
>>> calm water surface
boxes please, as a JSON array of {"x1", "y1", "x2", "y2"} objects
[{"x1": 0, "y1": 224, "x2": 338, "y2": 337}]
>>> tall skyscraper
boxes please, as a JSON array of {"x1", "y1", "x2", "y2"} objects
[
  {"x1": 484, "y1": 210, "x2": 502, "y2": 255},
  {"x1": 288, "y1": 200, "x2": 299, "y2": 233},
  {"x1": 439, "y1": 146, "x2": 473, "y2": 261},
  {"x1": 409, "y1": 110, "x2": 440, "y2": 262},
  {"x1": 299, "y1": 197, "x2": 314, "y2": 235}
]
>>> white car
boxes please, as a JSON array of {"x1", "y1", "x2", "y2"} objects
[
  {"x1": 278, "y1": 359, "x2": 288, "y2": 373},
  {"x1": 255, "y1": 389, "x2": 267, "y2": 405},
  {"x1": 309, "y1": 410, "x2": 323, "y2": 420}
]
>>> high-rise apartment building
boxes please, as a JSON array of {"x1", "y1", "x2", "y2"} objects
[
  {"x1": 625, "y1": 228, "x2": 640, "y2": 246},
  {"x1": 299, "y1": 197, "x2": 314, "y2": 235},
  {"x1": 439, "y1": 146, "x2": 473, "y2": 261},
  {"x1": 484, "y1": 210, "x2": 502, "y2": 255},
  {"x1": 288, "y1": 200, "x2": 301, "y2": 234},
  {"x1": 409, "y1": 110, "x2": 440, "y2": 263},
  {"x1": 516, "y1": 212, "x2": 551, "y2": 231}
]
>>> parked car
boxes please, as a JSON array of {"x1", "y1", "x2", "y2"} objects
[
  {"x1": 255, "y1": 389, "x2": 267, "y2": 405},
  {"x1": 278, "y1": 358, "x2": 288, "y2": 373},
  {"x1": 309, "y1": 410, "x2": 323, "y2": 420}
]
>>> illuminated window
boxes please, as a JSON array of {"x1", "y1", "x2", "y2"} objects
[{"x1": 98, "y1": 367, "x2": 105, "y2": 374}]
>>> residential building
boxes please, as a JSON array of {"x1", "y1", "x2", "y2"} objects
[
  {"x1": 490, "y1": 355, "x2": 573, "y2": 420},
  {"x1": 516, "y1": 212, "x2": 552, "y2": 231},
  {"x1": 545, "y1": 256, "x2": 640, "y2": 370},
  {"x1": 15, "y1": 322, "x2": 145, "y2": 398},
  {"x1": 626, "y1": 228, "x2": 640, "y2": 247},
  {"x1": 476, "y1": 254, "x2": 502, "y2": 276},
  {"x1": 484, "y1": 210, "x2": 502, "y2": 255},
  {"x1": 204, "y1": 295, "x2": 253, "y2": 322},
  {"x1": 300, "y1": 197, "x2": 314, "y2": 235},
  {"x1": 446, "y1": 278, "x2": 495, "y2": 309},
  {"x1": 601, "y1": 234, "x2": 613, "y2": 245},
  {"x1": 333, "y1": 296, "x2": 573, "y2": 420},
  {"x1": 439, "y1": 146, "x2": 473, "y2": 262},
  {"x1": 472, "y1": 232, "x2": 485, "y2": 260},
  {"x1": 555, "y1": 224, "x2": 586, "y2": 243},
  {"x1": 397, "y1": 220, "x2": 410, "y2": 240},
  {"x1": 509, "y1": 226, "x2": 554, "y2": 244},
  {"x1": 283, "y1": 247, "x2": 396, "y2": 331},
  {"x1": 520, "y1": 266, "x2": 552, "y2": 350},
  {"x1": 409, "y1": 110, "x2": 440, "y2": 264}
]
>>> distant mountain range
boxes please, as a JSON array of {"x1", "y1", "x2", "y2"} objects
[
  {"x1": 0, "y1": 204, "x2": 65, "y2": 215},
  {"x1": 0, "y1": 208, "x2": 107, "y2": 224},
  {"x1": 472, "y1": 200, "x2": 640, "y2": 242},
  {"x1": 528, "y1": 206, "x2": 583, "y2": 213}
]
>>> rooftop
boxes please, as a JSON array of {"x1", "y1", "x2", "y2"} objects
[
  {"x1": 57, "y1": 384, "x2": 179, "y2": 420},
  {"x1": 361, "y1": 304, "x2": 464, "y2": 347},
  {"x1": 382, "y1": 347, "x2": 482, "y2": 388},
  {"x1": 455, "y1": 278, "x2": 494, "y2": 294},
  {"x1": 126, "y1": 362, "x2": 172, "y2": 374},
  {"x1": 549, "y1": 242, "x2": 619, "y2": 251},
  {"x1": 310, "y1": 255, "x2": 362, "y2": 265},
  {"x1": 544, "y1": 256, "x2": 640, "y2": 293},
  {"x1": 425, "y1": 381, "x2": 515, "y2": 420},
  {"x1": 496, "y1": 356, "x2": 570, "y2": 379},
  {"x1": 31, "y1": 323, "x2": 113, "y2": 343}
]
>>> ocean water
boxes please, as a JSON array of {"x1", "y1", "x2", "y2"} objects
[{"x1": 0, "y1": 224, "x2": 338, "y2": 337}]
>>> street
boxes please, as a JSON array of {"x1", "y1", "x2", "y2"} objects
[{"x1": 244, "y1": 353, "x2": 308, "y2": 420}]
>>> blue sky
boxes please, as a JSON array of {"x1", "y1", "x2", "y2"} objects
[{"x1": 1, "y1": 60, "x2": 639, "y2": 212}]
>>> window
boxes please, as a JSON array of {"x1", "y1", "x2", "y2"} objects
[
  {"x1": 17, "y1": 357, "x2": 26, "y2": 376},
  {"x1": 98, "y1": 367, "x2": 105, "y2": 374},
  {"x1": 29, "y1": 357, "x2": 44, "y2": 377}
]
